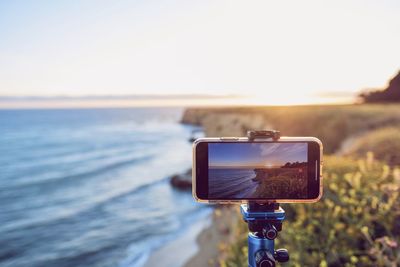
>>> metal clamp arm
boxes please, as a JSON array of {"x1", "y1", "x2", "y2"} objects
[{"x1": 247, "y1": 130, "x2": 281, "y2": 141}]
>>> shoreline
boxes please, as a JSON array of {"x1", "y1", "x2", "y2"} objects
[
  {"x1": 143, "y1": 206, "x2": 239, "y2": 267},
  {"x1": 142, "y1": 213, "x2": 211, "y2": 267},
  {"x1": 184, "y1": 206, "x2": 238, "y2": 267}
]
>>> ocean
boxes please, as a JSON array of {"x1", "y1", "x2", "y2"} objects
[
  {"x1": 0, "y1": 108, "x2": 209, "y2": 267},
  {"x1": 209, "y1": 169, "x2": 258, "y2": 199}
]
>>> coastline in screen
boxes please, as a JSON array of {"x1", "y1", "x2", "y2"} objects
[{"x1": 208, "y1": 142, "x2": 308, "y2": 199}]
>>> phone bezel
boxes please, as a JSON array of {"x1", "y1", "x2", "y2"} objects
[{"x1": 193, "y1": 137, "x2": 323, "y2": 203}]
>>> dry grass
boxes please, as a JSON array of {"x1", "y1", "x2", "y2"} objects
[
  {"x1": 182, "y1": 104, "x2": 400, "y2": 153},
  {"x1": 345, "y1": 127, "x2": 400, "y2": 166}
]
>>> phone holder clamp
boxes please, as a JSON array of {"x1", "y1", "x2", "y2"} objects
[{"x1": 247, "y1": 130, "x2": 281, "y2": 141}]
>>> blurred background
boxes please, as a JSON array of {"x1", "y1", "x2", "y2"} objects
[{"x1": 0, "y1": 1, "x2": 399, "y2": 267}]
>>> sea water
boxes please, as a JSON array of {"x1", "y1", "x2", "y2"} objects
[{"x1": 0, "y1": 108, "x2": 209, "y2": 267}]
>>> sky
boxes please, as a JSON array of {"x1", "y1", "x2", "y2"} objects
[
  {"x1": 209, "y1": 143, "x2": 307, "y2": 167},
  {"x1": 1, "y1": 0, "x2": 400, "y2": 106}
]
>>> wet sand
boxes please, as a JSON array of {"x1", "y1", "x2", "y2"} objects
[
  {"x1": 143, "y1": 216, "x2": 211, "y2": 267},
  {"x1": 143, "y1": 206, "x2": 239, "y2": 267},
  {"x1": 184, "y1": 207, "x2": 239, "y2": 267}
]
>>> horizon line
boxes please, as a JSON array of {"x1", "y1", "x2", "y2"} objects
[
  {"x1": 0, "y1": 94, "x2": 357, "y2": 109},
  {"x1": 0, "y1": 94, "x2": 242, "y2": 101}
]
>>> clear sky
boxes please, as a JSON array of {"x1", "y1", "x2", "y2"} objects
[
  {"x1": 209, "y1": 143, "x2": 307, "y2": 167},
  {"x1": 1, "y1": 0, "x2": 399, "y2": 105}
]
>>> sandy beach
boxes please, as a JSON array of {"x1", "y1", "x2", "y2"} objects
[
  {"x1": 142, "y1": 214, "x2": 211, "y2": 267},
  {"x1": 143, "y1": 206, "x2": 239, "y2": 267}
]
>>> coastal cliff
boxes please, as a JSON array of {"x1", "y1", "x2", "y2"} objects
[
  {"x1": 180, "y1": 105, "x2": 400, "y2": 267},
  {"x1": 182, "y1": 107, "x2": 267, "y2": 137},
  {"x1": 171, "y1": 104, "x2": 400, "y2": 190},
  {"x1": 181, "y1": 104, "x2": 400, "y2": 154}
]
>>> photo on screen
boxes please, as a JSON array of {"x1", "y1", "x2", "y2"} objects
[{"x1": 208, "y1": 143, "x2": 308, "y2": 199}]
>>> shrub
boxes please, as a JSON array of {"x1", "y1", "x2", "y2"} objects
[
  {"x1": 359, "y1": 71, "x2": 400, "y2": 103},
  {"x1": 345, "y1": 127, "x2": 400, "y2": 166},
  {"x1": 222, "y1": 155, "x2": 400, "y2": 267}
]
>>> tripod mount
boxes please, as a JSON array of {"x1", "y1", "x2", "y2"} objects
[
  {"x1": 241, "y1": 203, "x2": 289, "y2": 267},
  {"x1": 242, "y1": 130, "x2": 289, "y2": 267}
]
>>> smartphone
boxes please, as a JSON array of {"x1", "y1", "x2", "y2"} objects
[{"x1": 193, "y1": 137, "x2": 323, "y2": 203}]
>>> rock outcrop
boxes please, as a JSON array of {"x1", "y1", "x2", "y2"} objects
[
  {"x1": 170, "y1": 169, "x2": 192, "y2": 190},
  {"x1": 182, "y1": 108, "x2": 270, "y2": 137},
  {"x1": 360, "y1": 70, "x2": 400, "y2": 102}
]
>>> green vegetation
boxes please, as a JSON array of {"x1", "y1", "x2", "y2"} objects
[
  {"x1": 183, "y1": 103, "x2": 400, "y2": 266},
  {"x1": 346, "y1": 127, "x2": 400, "y2": 166},
  {"x1": 221, "y1": 155, "x2": 400, "y2": 267},
  {"x1": 252, "y1": 168, "x2": 307, "y2": 199}
]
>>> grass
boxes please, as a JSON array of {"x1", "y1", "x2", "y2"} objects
[
  {"x1": 182, "y1": 104, "x2": 400, "y2": 153},
  {"x1": 345, "y1": 127, "x2": 400, "y2": 166},
  {"x1": 252, "y1": 168, "x2": 307, "y2": 199},
  {"x1": 221, "y1": 155, "x2": 400, "y2": 267},
  {"x1": 183, "y1": 103, "x2": 400, "y2": 266}
]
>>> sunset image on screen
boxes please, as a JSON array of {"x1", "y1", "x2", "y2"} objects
[{"x1": 208, "y1": 143, "x2": 308, "y2": 199}]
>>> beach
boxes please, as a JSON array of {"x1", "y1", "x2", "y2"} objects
[
  {"x1": 143, "y1": 216, "x2": 210, "y2": 267},
  {"x1": 143, "y1": 206, "x2": 239, "y2": 267}
]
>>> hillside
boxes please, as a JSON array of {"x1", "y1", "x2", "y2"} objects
[
  {"x1": 182, "y1": 104, "x2": 400, "y2": 154},
  {"x1": 360, "y1": 71, "x2": 400, "y2": 103},
  {"x1": 183, "y1": 104, "x2": 400, "y2": 266}
]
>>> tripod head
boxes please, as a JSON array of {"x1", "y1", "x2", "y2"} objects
[
  {"x1": 241, "y1": 203, "x2": 289, "y2": 267},
  {"x1": 246, "y1": 203, "x2": 282, "y2": 239}
]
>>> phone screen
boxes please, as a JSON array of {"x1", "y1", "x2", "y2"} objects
[{"x1": 195, "y1": 141, "x2": 321, "y2": 201}]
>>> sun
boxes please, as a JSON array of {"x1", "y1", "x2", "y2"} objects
[
  {"x1": 240, "y1": 92, "x2": 331, "y2": 106},
  {"x1": 265, "y1": 163, "x2": 273, "y2": 168}
]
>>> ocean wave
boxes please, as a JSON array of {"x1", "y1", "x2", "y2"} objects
[
  {"x1": 119, "y1": 208, "x2": 212, "y2": 267},
  {"x1": 0, "y1": 176, "x2": 171, "y2": 233},
  {"x1": 0, "y1": 108, "x2": 195, "y2": 267},
  {"x1": 0, "y1": 178, "x2": 208, "y2": 267},
  {"x1": 0, "y1": 154, "x2": 154, "y2": 190},
  {"x1": 1, "y1": 139, "x2": 157, "y2": 180}
]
